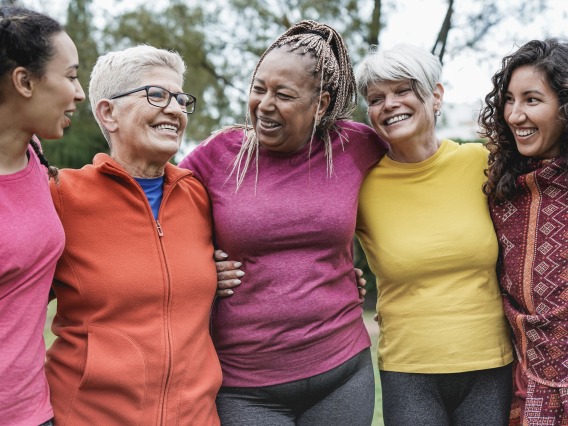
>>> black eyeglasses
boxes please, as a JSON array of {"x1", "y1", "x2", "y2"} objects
[{"x1": 110, "y1": 85, "x2": 196, "y2": 114}]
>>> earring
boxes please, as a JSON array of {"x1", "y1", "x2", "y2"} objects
[{"x1": 435, "y1": 110, "x2": 441, "y2": 117}]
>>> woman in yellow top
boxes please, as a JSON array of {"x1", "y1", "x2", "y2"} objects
[{"x1": 354, "y1": 44, "x2": 513, "y2": 424}]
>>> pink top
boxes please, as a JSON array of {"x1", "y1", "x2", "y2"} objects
[
  {"x1": 0, "y1": 145, "x2": 64, "y2": 425},
  {"x1": 180, "y1": 120, "x2": 388, "y2": 386}
]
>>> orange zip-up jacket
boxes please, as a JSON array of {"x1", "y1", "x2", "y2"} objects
[{"x1": 46, "y1": 154, "x2": 221, "y2": 425}]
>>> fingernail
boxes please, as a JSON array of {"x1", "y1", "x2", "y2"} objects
[
  {"x1": 227, "y1": 290, "x2": 233, "y2": 295},
  {"x1": 236, "y1": 271, "x2": 245, "y2": 277},
  {"x1": 220, "y1": 252, "x2": 228, "y2": 258},
  {"x1": 233, "y1": 279, "x2": 241, "y2": 285},
  {"x1": 234, "y1": 261, "x2": 242, "y2": 268}
]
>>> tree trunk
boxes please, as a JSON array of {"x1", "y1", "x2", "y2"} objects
[{"x1": 432, "y1": 0, "x2": 453, "y2": 63}]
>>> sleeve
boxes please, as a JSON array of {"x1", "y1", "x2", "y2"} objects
[
  {"x1": 178, "y1": 135, "x2": 218, "y2": 186},
  {"x1": 178, "y1": 129, "x2": 241, "y2": 187},
  {"x1": 341, "y1": 121, "x2": 390, "y2": 174}
]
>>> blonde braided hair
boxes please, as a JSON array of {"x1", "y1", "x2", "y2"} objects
[{"x1": 230, "y1": 20, "x2": 356, "y2": 191}]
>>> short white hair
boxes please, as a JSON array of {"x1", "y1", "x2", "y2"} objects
[
  {"x1": 355, "y1": 44, "x2": 442, "y2": 102},
  {"x1": 89, "y1": 45, "x2": 186, "y2": 144}
]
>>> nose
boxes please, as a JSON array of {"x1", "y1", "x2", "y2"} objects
[
  {"x1": 75, "y1": 80, "x2": 86, "y2": 102},
  {"x1": 507, "y1": 101, "x2": 526, "y2": 124},
  {"x1": 163, "y1": 95, "x2": 185, "y2": 116},
  {"x1": 383, "y1": 93, "x2": 399, "y2": 110},
  {"x1": 257, "y1": 92, "x2": 275, "y2": 112}
]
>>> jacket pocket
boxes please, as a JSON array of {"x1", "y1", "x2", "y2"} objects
[{"x1": 75, "y1": 325, "x2": 148, "y2": 424}]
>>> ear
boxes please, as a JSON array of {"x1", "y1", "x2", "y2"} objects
[
  {"x1": 316, "y1": 91, "x2": 331, "y2": 122},
  {"x1": 95, "y1": 99, "x2": 119, "y2": 133},
  {"x1": 12, "y1": 67, "x2": 35, "y2": 98},
  {"x1": 433, "y1": 83, "x2": 444, "y2": 112}
]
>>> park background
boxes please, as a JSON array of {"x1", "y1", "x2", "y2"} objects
[{"x1": 8, "y1": 0, "x2": 564, "y2": 423}]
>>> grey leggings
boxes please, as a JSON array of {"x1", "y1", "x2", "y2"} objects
[
  {"x1": 216, "y1": 348, "x2": 375, "y2": 426},
  {"x1": 380, "y1": 364, "x2": 513, "y2": 426}
]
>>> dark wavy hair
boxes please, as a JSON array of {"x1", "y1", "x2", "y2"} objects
[
  {"x1": 0, "y1": 6, "x2": 63, "y2": 179},
  {"x1": 479, "y1": 38, "x2": 568, "y2": 203}
]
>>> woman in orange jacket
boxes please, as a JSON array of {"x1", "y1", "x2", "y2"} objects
[{"x1": 45, "y1": 45, "x2": 221, "y2": 425}]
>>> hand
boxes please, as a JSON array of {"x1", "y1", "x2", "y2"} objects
[
  {"x1": 354, "y1": 268, "x2": 367, "y2": 305},
  {"x1": 214, "y1": 250, "x2": 244, "y2": 297}
]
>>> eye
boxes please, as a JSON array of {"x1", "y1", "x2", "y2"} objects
[
  {"x1": 397, "y1": 87, "x2": 412, "y2": 96},
  {"x1": 175, "y1": 93, "x2": 190, "y2": 106},
  {"x1": 68, "y1": 75, "x2": 78, "y2": 81},
  {"x1": 504, "y1": 94, "x2": 514, "y2": 103},
  {"x1": 367, "y1": 97, "x2": 384, "y2": 106},
  {"x1": 147, "y1": 87, "x2": 167, "y2": 101},
  {"x1": 276, "y1": 92, "x2": 293, "y2": 100},
  {"x1": 527, "y1": 97, "x2": 540, "y2": 104},
  {"x1": 252, "y1": 85, "x2": 266, "y2": 94}
]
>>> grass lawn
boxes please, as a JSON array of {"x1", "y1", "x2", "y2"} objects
[{"x1": 44, "y1": 303, "x2": 384, "y2": 425}]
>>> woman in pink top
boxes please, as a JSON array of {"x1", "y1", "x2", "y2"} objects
[
  {"x1": 180, "y1": 20, "x2": 388, "y2": 425},
  {"x1": 0, "y1": 6, "x2": 84, "y2": 426}
]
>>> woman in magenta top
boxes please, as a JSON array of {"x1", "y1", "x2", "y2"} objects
[
  {"x1": 480, "y1": 38, "x2": 568, "y2": 424},
  {"x1": 180, "y1": 20, "x2": 388, "y2": 425},
  {"x1": 0, "y1": 7, "x2": 84, "y2": 426}
]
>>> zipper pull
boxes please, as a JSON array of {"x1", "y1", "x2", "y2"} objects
[{"x1": 156, "y1": 220, "x2": 164, "y2": 237}]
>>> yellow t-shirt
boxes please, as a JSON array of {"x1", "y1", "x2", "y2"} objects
[{"x1": 356, "y1": 140, "x2": 513, "y2": 373}]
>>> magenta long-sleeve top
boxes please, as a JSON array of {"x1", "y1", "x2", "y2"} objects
[{"x1": 179, "y1": 120, "x2": 388, "y2": 387}]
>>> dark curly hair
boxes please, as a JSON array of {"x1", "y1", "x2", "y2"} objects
[
  {"x1": 0, "y1": 6, "x2": 63, "y2": 179},
  {"x1": 479, "y1": 38, "x2": 568, "y2": 203}
]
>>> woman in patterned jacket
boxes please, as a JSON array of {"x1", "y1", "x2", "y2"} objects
[{"x1": 480, "y1": 38, "x2": 568, "y2": 425}]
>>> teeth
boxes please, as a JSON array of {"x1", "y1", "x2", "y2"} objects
[
  {"x1": 385, "y1": 114, "x2": 410, "y2": 125},
  {"x1": 516, "y1": 128, "x2": 537, "y2": 137},
  {"x1": 65, "y1": 112, "x2": 74, "y2": 118},
  {"x1": 155, "y1": 124, "x2": 178, "y2": 132},
  {"x1": 259, "y1": 119, "x2": 279, "y2": 129}
]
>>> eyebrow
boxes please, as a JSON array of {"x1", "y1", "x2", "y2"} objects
[
  {"x1": 507, "y1": 89, "x2": 545, "y2": 96},
  {"x1": 254, "y1": 78, "x2": 298, "y2": 92}
]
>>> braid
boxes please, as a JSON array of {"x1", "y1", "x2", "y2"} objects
[
  {"x1": 29, "y1": 138, "x2": 59, "y2": 181},
  {"x1": 232, "y1": 20, "x2": 356, "y2": 191}
]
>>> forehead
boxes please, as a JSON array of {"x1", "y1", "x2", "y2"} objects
[
  {"x1": 508, "y1": 66, "x2": 550, "y2": 90},
  {"x1": 366, "y1": 79, "x2": 411, "y2": 94},
  {"x1": 255, "y1": 48, "x2": 315, "y2": 84},
  {"x1": 137, "y1": 66, "x2": 183, "y2": 91},
  {"x1": 46, "y1": 32, "x2": 79, "y2": 71}
]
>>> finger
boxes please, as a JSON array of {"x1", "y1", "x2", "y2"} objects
[
  {"x1": 357, "y1": 277, "x2": 367, "y2": 287},
  {"x1": 216, "y1": 289, "x2": 234, "y2": 297},
  {"x1": 217, "y1": 279, "x2": 241, "y2": 290},
  {"x1": 354, "y1": 267, "x2": 363, "y2": 277},
  {"x1": 217, "y1": 270, "x2": 245, "y2": 281},
  {"x1": 358, "y1": 288, "x2": 367, "y2": 298},
  {"x1": 214, "y1": 250, "x2": 229, "y2": 261},
  {"x1": 216, "y1": 260, "x2": 243, "y2": 272}
]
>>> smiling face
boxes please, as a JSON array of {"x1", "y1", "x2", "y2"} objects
[
  {"x1": 248, "y1": 48, "x2": 329, "y2": 153},
  {"x1": 365, "y1": 79, "x2": 441, "y2": 149},
  {"x1": 504, "y1": 65, "x2": 564, "y2": 159},
  {"x1": 109, "y1": 66, "x2": 188, "y2": 172},
  {"x1": 31, "y1": 31, "x2": 85, "y2": 140}
]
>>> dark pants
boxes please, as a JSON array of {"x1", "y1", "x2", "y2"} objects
[
  {"x1": 216, "y1": 348, "x2": 375, "y2": 425},
  {"x1": 380, "y1": 364, "x2": 513, "y2": 426},
  {"x1": 39, "y1": 420, "x2": 54, "y2": 426}
]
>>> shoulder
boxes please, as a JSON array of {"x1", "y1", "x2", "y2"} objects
[
  {"x1": 179, "y1": 127, "x2": 244, "y2": 170},
  {"x1": 333, "y1": 120, "x2": 389, "y2": 156},
  {"x1": 444, "y1": 140, "x2": 488, "y2": 161}
]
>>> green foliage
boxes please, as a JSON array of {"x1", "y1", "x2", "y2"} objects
[{"x1": 42, "y1": 0, "x2": 107, "y2": 169}]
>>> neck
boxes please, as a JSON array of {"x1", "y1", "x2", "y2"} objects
[
  {"x1": 112, "y1": 155, "x2": 166, "y2": 178},
  {"x1": 0, "y1": 121, "x2": 33, "y2": 174},
  {"x1": 387, "y1": 134, "x2": 441, "y2": 163}
]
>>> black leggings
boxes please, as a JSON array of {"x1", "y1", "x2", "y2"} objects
[
  {"x1": 380, "y1": 364, "x2": 513, "y2": 426},
  {"x1": 216, "y1": 348, "x2": 375, "y2": 426}
]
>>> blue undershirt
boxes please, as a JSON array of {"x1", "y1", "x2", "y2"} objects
[{"x1": 135, "y1": 176, "x2": 164, "y2": 219}]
